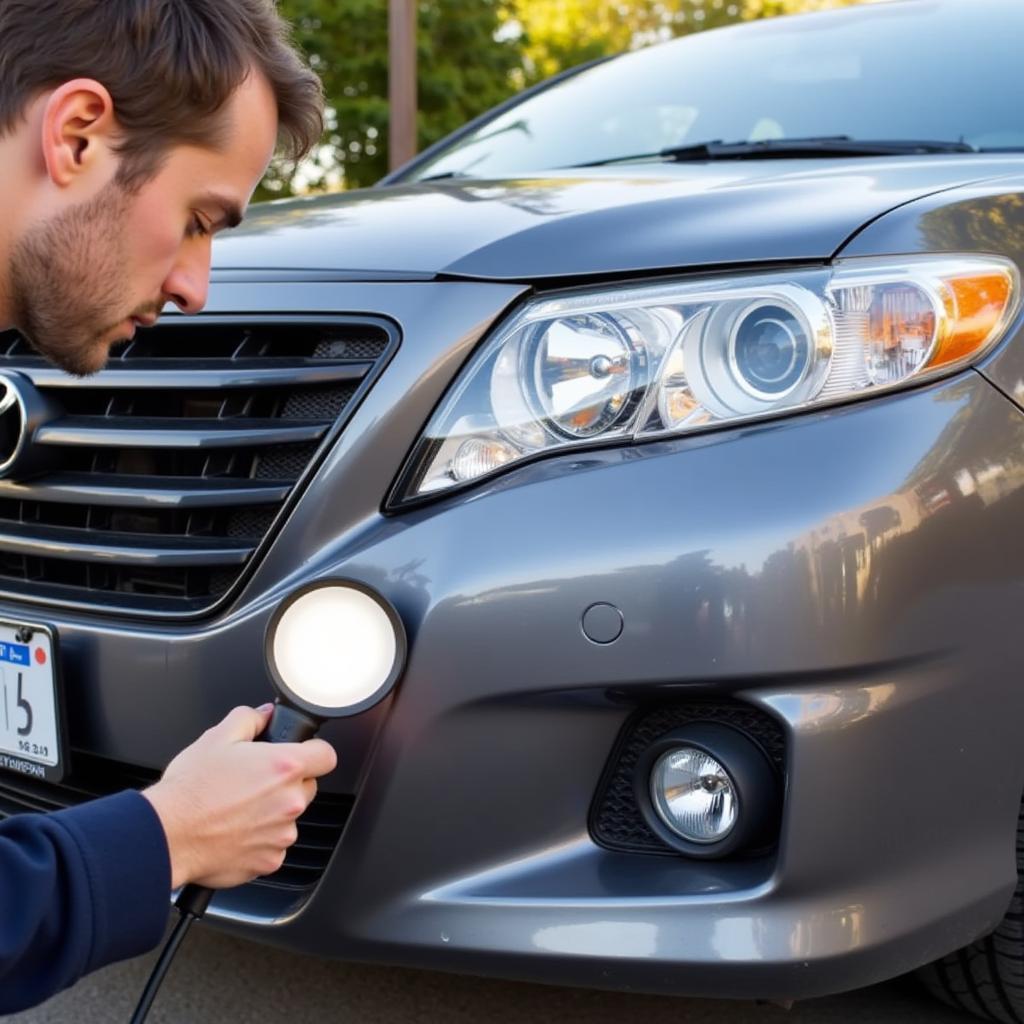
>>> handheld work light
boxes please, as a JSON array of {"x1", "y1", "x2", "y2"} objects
[
  {"x1": 265, "y1": 578, "x2": 407, "y2": 735},
  {"x1": 130, "y1": 579, "x2": 407, "y2": 1024}
]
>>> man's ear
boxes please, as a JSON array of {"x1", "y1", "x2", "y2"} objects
[{"x1": 40, "y1": 79, "x2": 118, "y2": 188}]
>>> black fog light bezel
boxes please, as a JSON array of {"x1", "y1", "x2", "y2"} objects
[{"x1": 633, "y1": 722, "x2": 781, "y2": 859}]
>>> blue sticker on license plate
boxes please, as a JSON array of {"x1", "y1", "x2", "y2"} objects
[{"x1": 0, "y1": 623, "x2": 65, "y2": 783}]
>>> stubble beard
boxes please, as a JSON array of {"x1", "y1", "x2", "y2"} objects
[{"x1": 9, "y1": 182, "x2": 155, "y2": 377}]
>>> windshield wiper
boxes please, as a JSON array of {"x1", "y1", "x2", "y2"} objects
[
  {"x1": 572, "y1": 136, "x2": 979, "y2": 168},
  {"x1": 417, "y1": 170, "x2": 467, "y2": 182}
]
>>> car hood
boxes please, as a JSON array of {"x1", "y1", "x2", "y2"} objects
[{"x1": 215, "y1": 156, "x2": 1024, "y2": 282}]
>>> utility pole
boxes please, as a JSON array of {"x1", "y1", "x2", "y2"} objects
[{"x1": 388, "y1": 0, "x2": 417, "y2": 170}]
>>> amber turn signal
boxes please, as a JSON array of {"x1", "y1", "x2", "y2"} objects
[{"x1": 929, "y1": 268, "x2": 1017, "y2": 369}]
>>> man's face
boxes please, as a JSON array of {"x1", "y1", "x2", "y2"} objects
[{"x1": 9, "y1": 71, "x2": 278, "y2": 377}]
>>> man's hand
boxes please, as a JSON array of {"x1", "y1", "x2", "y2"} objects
[{"x1": 142, "y1": 705, "x2": 337, "y2": 890}]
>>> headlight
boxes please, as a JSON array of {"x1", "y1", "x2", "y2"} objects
[
  {"x1": 392, "y1": 255, "x2": 1020, "y2": 504},
  {"x1": 526, "y1": 313, "x2": 645, "y2": 438}
]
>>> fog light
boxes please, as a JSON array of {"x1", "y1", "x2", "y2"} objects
[
  {"x1": 633, "y1": 722, "x2": 780, "y2": 858},
  {"x1": 650, "y1": 746, "x2": 738, "y2": 843}
]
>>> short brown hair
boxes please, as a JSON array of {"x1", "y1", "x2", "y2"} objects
[{"x1": 0, "y1": 0, "x2": 323, "y2": 187}]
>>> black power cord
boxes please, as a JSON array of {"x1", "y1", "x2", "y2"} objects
[
  {"x1": 129, "y1": 704, "x2": 318, "y2": 1024},
  {"x1": 129, "y1": 913, "x2": 195, "y2": 1024}
]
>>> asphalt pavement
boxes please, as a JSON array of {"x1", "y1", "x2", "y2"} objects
[{"x1": 7, "y1": 925, "x2": 973, "y2": 1024}]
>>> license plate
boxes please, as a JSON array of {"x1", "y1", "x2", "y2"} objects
[{"x1": 0, "y1": 622, "x2": 66, "y2": 783}]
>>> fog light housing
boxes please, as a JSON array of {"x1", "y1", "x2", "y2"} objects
[
  {"x1": 634, "y1": 723, "x2": 780, "y2": 858},
  {"x1": 650, "y1": 746, "x2": 738, "y2": 844}
]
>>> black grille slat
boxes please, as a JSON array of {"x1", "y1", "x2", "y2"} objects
[
  {"x1": 293, "y1": 829, "x2": 341, "y2": 852},
  {"x1": 0, "y1": 317, "x2": 397, "y2": 615},
  {"x1": 0, "y1": 576, "x2": 216, "y2": 615},
  {"x1": 20, "y1": 360, "x2": 374, "y2": 390},
  {"x1": 0, "y1": 522, "x2": 254, "y2": 567},
  {"x1": 0, "y1": 790, "x2": 61, "y2": 814},
  {"x1": 266, "y1": 865, "x2": 324, "y2": 889},
  {"x1": 37, "y1": 417, "x2": 330, "y2": 450},
  {"x1": 278, "y1": 845, "x2": 336, "y2": 870},
  {"x1": 296, "y1": 816, "x2": 351, "y2": 835},
  {"x1": 0, "y1": 752, "x2": 354, "y2": 891},
  {"x1": 1, "y1": 775, "x2": 106, "y2": 803},
  {"x1": 0, "y1": 474, "x2": 292, "y2": 509}
]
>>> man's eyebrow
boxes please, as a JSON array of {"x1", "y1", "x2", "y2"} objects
[{"x1": 199, "y1": 192, "x2": 244, "y2": 230}]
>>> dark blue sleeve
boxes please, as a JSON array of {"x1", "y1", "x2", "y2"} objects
[{"x1": 0, "y1": 790, "x2": 171, "y2": 1013}]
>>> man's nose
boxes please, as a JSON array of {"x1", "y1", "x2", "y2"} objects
[{"x1": 162, "y1": 248, "x2": 212, "y2": 315}]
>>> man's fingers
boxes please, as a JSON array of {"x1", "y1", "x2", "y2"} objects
[
  {"x1": 296, "y1": 737, "x2": 337, "y2": 778},
  {"x1": 214, "y1": 704, "x2": 274, "y2": 743}
]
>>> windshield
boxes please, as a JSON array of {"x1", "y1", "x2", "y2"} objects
[{"x1": 404, "y1": 0, "x2": 1024, "y2": 182}]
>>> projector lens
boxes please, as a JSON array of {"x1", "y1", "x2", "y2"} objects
[{"x1": 729, "y1": 302, "x2": 810, "y2": 399}]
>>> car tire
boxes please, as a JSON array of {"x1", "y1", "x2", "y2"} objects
[{"x1": 918, "y1": 800, "x2": 1024, "y2": 1022}]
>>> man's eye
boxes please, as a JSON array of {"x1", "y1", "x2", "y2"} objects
[{"x1": 187, "y1": 215, "x2": 210, "y2": 239}]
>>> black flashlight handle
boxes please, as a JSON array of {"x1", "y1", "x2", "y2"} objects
[
  {"x1": 259, "y1": 701, "x2": 321, "y2": 743},
  {"x1": 174, "y1": 702, "x2": 322, "y2": 918}
]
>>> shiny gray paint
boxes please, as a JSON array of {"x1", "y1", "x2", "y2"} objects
[
  {"x1": 6, "y1": 269, "x2": 1024, "y2": 997},
  {"x1": 254, "y1": 353, "x2": 1024, "y2": 999},
  {"x1": 215, "y1": 156, "x2": 1024, "y2": 282}
]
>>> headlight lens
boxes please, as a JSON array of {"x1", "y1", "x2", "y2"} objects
[
  {"x1": 524, "y1": 313, "x2": 644, "y2": 439},
  {"x1": 393, "y1": 255, "x2": 1020, "y2": 503}
]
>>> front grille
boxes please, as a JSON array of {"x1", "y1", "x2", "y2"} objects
[
  {"x1": 0, "y1": 752, "x2": 353, "y2": 891},
  {"x1": 589, "y1": 700, "x2": 786, "y2": 856},
  {"x1": 0, "y1": 317, "x2": 398, "y2": 617}
]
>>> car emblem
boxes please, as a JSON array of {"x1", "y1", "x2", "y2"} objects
[
  {"x1": 0, "y1": 371, "x2": 60, "y2": 480},
  {"x1": 0, "y1": 372, "x2": 29, "y2": 478}
]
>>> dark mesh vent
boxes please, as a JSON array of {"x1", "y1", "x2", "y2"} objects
[
  {"x1": 0, "y1": 317, "x2": 398, "y2": 616},
  {"x1": 0, "y1": 752, "x2": 353, "y2": 891},
  {"x1": 590, "y1": 700, "x2": 786, "y2": 856},
  {"x1": 227, "y1": 508, "x2": 278, "y2": 539},
  {"x1": 255, "y1": 442, "x2": 319, "y2": 479},
  {"x1": 209, "y1": 569, "x2": 237, "y2": 598},
  {"x1": 279, "y1": 384, "x2": 355, "y2": 421},
  {"x1": 313, "y1": 336, "x2": 388, "y2": 361}
]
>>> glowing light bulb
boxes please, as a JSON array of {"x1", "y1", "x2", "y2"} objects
[{"x1": 268, "y1": 582, "x2": 404, "y2": 715}]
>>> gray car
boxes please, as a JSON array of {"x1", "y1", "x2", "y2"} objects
[{"x1": 1, "y1": 0, "x2": 1023, "y2": 1018}]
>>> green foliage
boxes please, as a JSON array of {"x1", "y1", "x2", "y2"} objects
[
  {"x1": 260, "y1": 0, "x2": 519, "y2": 196},
  {"x1": 744, "y1": 0, "x2": 864, "y2": 16},
  {"x1": 506, "y1": 0, "x2": 867, "y2": 85},
  {"x1": 506, "y1": 0, "x2": 745, "y2": 84}
]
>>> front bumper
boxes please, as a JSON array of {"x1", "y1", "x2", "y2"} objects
[{"x1": 3, "y1": 279, "x2": 1024, "y2": 1000}]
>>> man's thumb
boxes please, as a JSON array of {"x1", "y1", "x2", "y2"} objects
[{"x1": 215, "y1": 704, "x2": 274, "y2": 742}]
